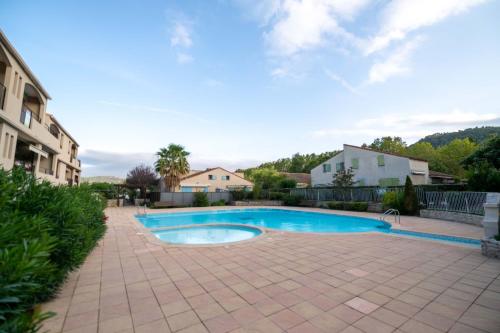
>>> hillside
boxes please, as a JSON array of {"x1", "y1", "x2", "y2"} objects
[
  {"x1": 417, "y1": 126, "x2": 499, "y2": 147},
  {"x1": 81, "y1": 176, "x2": 125, "y2": 184}
]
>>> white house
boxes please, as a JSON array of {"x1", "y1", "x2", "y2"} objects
[{"x1": 311, "y1": 144, "x2": 429, "y2": 187}]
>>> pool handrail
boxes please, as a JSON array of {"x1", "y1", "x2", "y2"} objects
[{"x1": 380, "y1": 208, "x2": 400, "y2": 225}]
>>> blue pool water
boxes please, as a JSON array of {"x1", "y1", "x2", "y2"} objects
[
  {"x1": 137, "y1": 209, "x2": 480, "y2": 246},
  {"x1": 153, "y1": 225, "x2": 261, "y2": 244},
  {"x1": 138, "y1": 208, "x2": 390, "y2": 233}
]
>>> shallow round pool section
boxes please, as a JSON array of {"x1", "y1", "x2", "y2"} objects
[{"x1": 152, "y1": 225, "x2": 262, "y2": 245}]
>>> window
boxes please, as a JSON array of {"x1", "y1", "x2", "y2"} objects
[
  {"x1": 336, "y1": 162, "x2": 345, "y2": 172},
  {"x1": 208, "y1": 174, "x2": 216, "y2": 180},
  {"x1": 17, "y1": 77, "x2": 22, "y2": 99},
  {"x1": 379, "y1": 178, "x2": 400, "y2": 187},
  {"x1": 377, "y1": 155, "x2": 385, "y2": 166},
  {"x1": 12, "y1": 72, "x2": 18, "y2": 94},
  {"x1": 8, "y1": 135, "x2": 14, "y2": 159},
  {"x1": 20, "y1": 105, "x2": 32, "y2": 127},
  {"x1": 322, "y1": 164, "x2": 331, "y2": 173},
  {"x1": 351, "y1": 158, "x2": 359, "y2": 169},
  {"x1": 221, "y1": 175, "x2": 230, "y2": 181},
  {"x1": 3, "y1": 133, "x2": 8, "y2": 158}
]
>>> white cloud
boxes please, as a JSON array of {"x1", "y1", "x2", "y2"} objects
[
  {"x1": 170, "y1": 22, "x2": 193, "y2": 48},
  {"x1": 324, "y1": 69, "x2": 358, "y2": 94},
  {"x1": 262, "y1": 0, "x2": 369, "y2": 57},
  {"x1": 176, "y1": 52, "x2": 194, "y2": 64},
  {"x1": 365, "y1": 0, "x2": 488, "y2": 54},
  {"x1": 367, "y1": 36, "x2": 423, "y2": 84},
  {"x1": 80, "y1": 149, "x2": 262, "y2": 177},
  {"x1": 312, "y1": 109, "x2": 500, "y2": 142}
]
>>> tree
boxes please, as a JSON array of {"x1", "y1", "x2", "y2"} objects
[
  {"x1": 364, "y1": 136, "x2": 407, "y2": 154},
  {"x1": 435, "y1": 138, "x2": 477, "y2": 178},
  {"x1": 332, "y1": 167, "x2": 355, "y2": 187},
  {"x1": 155, "y1": 144, "x2": 190, "y2": 192},
  {"x1": 403, "y1": 176, "x2": 418, "y2": 215},
  {"x1": 247, "y1": 168, "x2": 284, "y2": 189},
  {"x1": 462, "y1": 136, "x2": 500, "y2": 191},
  {"x1": 462, "y1": 135, "x2": 500, "y2": 169},
  {"x1": 125, "y1": 164, "x2": 158, "y2": 198}
]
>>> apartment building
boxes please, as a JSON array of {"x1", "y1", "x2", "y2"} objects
[
  {"x1": 0, "y1": 30, "x2": 81, "y2": 185},
  {"x1": 311, "y1": 144, "x2": 430, "y2": 187}
]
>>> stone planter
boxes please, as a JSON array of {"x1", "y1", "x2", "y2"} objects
[{"x1": 481, "y1": 238, "x2": 500, "y2": 259}]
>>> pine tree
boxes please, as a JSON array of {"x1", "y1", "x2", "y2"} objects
[{"x1": 403, "y1": 176, "x2": 419, "y2": 215}]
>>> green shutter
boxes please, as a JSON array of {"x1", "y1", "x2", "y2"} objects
[
  {"x1": 377, "y1": 155, "x2": 385, "y2": 166},
  {"x1": 351, "y1": 158, "x2": 359, "y2": 169}
]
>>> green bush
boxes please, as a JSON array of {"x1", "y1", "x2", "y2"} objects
[
  {"x1": 278, "y1": 178, "x2": 297, "y2": 189},
  {"x1": 0, "y1": 168, "x2": 106, "y2": 332},
  {"x1": 327, "y1": 201, "x2": 368, "y2": 211},
  {"x1": 210, "y1": 199, "x2": 226, "y2": 206},
  {"x1": 327, "y1": 201, "x2": 343, "y2": 210},
  {"x1": 193, "y1": 192, "x2": 209, "y2": 207},
  {"x1": 382, "y1": 191, "x2": 404, "y2": 211},
  {"x1": 269, "y1": 192, "x2": 285, "y2": 200},
  {"x1": 282, "y1": 194, "x2": 302, "y2": 206}
]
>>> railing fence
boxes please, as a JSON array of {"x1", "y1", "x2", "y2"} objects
[{"x1": 424, "y1": 191, "x2": 487, "y2": 215}]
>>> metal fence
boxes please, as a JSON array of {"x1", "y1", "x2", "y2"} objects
[
  {"x1": 290, "y1": 187, "x2": 403, "y2": 203},
  {"x1": 156, "y1": 192, "x2": 231, "y2": 206},
  {"x1": 424, "y1": 191, "x2": 487, "y2": 215}
]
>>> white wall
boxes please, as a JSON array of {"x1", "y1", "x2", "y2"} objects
[
  {"x1": 311, "y1": 152, "x2": 344, "y2": 186},
  {"x1": 311, "y1": 145, "x2": 430, "y2": 187},
  {"x1": 343, "y1": 145, "x2": 411, "y2": 186}
]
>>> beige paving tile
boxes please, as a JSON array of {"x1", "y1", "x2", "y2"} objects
[
  {"x1": 344, "y1": 297, "x2": 379, "y2": 315},
  {"x1": 40, "y1": 207, "x2": 498, "y2": 333}
]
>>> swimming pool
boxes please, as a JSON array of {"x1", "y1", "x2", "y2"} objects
[
  {"x1": 136, "y1": 208, "x2": 480, "y2": 246},
  {"x1": 137, "y1": 208, "x2": 390, "y2": 233}
]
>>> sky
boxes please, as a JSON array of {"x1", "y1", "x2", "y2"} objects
[{"x1": 1, "y1": 0, "x2": 499, "y2": 177}]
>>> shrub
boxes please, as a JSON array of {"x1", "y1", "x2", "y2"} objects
[
  {"x1": 269, "y1": 192, "x2": 285, "y2": 200},
  {"x1": 382, "y1": 191, "x2": 404, "y2": 211},
  {"x1": 282, "y1": 194, "x2": 302, "y2": 206},
  {"x1": 327, "y1": 201, "x2": 343, "y2": 210},
  {"x1": 327, "y1": 201, "x2": 368, "y2": 211},
  {"x1": 351, "y1": 201, "x2": 369, "y2": 211},
  {"x1": 403, "y1": 176, "x2": 418, "y2": 215},
  {"x1": 0, "y1": 168, "x2": 106, "y2": 331},
  {"x1": 210, "y1": 199, "x2": 226, "y2": 206},
  {"x1": 193, "y1": 192, "x2": 209, "y2": 207},
  {"x1": 279, "y1": 178, "x2": 297, "y2": 189}
]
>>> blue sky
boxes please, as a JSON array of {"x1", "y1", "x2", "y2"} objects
[{"x1": 1, "y1": 0, "x2": 499, "y2": 177}]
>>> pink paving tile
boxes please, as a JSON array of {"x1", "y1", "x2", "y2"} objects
[
  {"x1": 204, "y1": 313, "x2": 240, "y2": 333},
  {"x1": 269, "y1": 309, "x2": 306, "y2": 330},
  {"x1": 344, "y1": 297, "x2": 379, "y2": 314}
]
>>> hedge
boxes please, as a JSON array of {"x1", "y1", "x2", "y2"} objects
[
  {"x1": 327, "y1": 201, "x2": 368, "y2": 212},
  {"x1": 0, "y1": 168, "x2": 107, "y2": 332}
]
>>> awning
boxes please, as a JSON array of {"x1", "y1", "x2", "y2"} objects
[{"x1": 29, "y1": 145, "x2": 48, "y2": 158}]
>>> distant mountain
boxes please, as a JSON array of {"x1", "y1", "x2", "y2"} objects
[
  {"x1": 81, "y1": 176, "x2": 125, "y2": 184},
  {"x1": 417, "y1": 126, "x2": 500, "y2": 147}
]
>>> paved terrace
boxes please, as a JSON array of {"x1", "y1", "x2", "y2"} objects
[{"x1": 42, "y1": 207, "x2": 500, "y2": 333}]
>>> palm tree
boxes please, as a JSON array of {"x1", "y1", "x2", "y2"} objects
[{"x1": 155, "y1": 144, "x2": 190, "y2": 192}]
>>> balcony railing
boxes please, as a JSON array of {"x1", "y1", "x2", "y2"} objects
[{"x1": 0, "y1": 82, "x2": 6, "y2": 110}]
